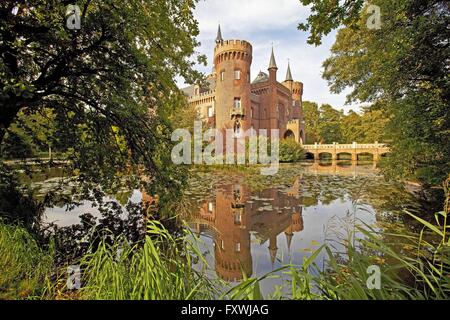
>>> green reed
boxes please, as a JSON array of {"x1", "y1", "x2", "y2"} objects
[
  {"x1": 77, "y1": 220, "x2": 220, "y2": 300},
  {"x1": 0, "y1": 221, "x2": 54, "y2": 299}
]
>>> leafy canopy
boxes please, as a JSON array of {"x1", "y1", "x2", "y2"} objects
[{"x1": 0, "y1": 0, "x2": 206, "y2": 203}]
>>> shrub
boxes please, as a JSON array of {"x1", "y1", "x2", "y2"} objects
[{"x1": 279, "y1": 139, "x2": 304, "y2": 163}]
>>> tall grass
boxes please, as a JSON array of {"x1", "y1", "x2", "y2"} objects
[
  {"x1": 0, "y1": 221, "x2": 54, "y2": 299},
  {"x1": 77, "y1": 221, "x2": 220, "y2": 300}
]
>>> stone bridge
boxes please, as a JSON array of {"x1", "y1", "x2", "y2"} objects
[{"x1": 302, "y1": 142, "x2": 390, "y2": 161}]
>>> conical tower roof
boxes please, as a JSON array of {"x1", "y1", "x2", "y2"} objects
[
  {"x1": 215, "y1": 24, "x2": 223, "y2": 44},
  {"x1": 285, "y1": 231, "x2": 293, "y2": 251},
  {"x1": 285, "y1": 61, "x2": 293, "y2": 81},
  {"x1": 268, "y1": 46, "x2": 278, "y2": 70}
]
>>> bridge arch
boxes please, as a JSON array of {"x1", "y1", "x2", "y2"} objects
[
  {"x1": 284, "y1": 129, "x2": 295, "y2": 140},
  {"x1": 318, "y1": 152, "x2": 332, "y2": 160},
  {"x1": 357, "y1": 152, "x2": 374, "y2": 161},
  {"x1": 304, "y1": 152, "x2": 314, "y2": 160},
  {"x1": 337, "y1": 152, "x2": 352, "y2": 160}
]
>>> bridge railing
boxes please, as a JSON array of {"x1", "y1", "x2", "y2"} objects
[{"x1": 302, "y1": 142, "x2": 389, "y2": 150}]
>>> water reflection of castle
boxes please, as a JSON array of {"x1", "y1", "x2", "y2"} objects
[{"x1": 189, "y1": 180, "x2": 304, "y2": 282}]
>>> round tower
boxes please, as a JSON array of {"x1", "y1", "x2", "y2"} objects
[
  {"x1": 291, "y1": 81, "x2": 303, "y2": 102},
  {"x1": 214, "y1": 39, "x2": 253, "y2": 134}
]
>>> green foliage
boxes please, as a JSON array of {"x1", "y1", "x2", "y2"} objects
[
  {"x1": 78, "y1": 221, "x2": 219, "y2": 300},
  {"x1": 318, "y1": 104, "x2": 343, "y2": 143},
  {"x1": 0, "y1": 221, "x2": 54, "y2": 299},
  {"x1": 302, "y1": 101, "x2": 320, "y2": 144},
  {"x1": 310, "y1": 0, "x2": 450, "y2": 184},
  {"x1": 0, "y1": 163, "x2": 44, "y2": 232},
  {"x1": 0, "y1": 0, "x2": 206, "y2": 205},
  {"x1": 1, "y1": 108, "x2": 58, "y2": 159},
  {"x1": 279, "y1": 139, "x2": 304, "y2": 163},
  {"x1": 302, "y1": 101, "x2": 389, "y2": 144},
  {"x1": 298, "y1": 0, "x2": 365, "y2": 46}
]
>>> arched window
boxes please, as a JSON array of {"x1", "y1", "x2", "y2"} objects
[{"x1": 233, "y1": 120, "x2": 241, "y2": 137}]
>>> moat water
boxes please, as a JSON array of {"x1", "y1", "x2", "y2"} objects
[{"x1": 22, "y1": 161, "x2": 422, "y2": 295}]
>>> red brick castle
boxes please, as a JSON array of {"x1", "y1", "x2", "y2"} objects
[{"x1": 182, "y1": 25, "x2": 306, "y2": 144}]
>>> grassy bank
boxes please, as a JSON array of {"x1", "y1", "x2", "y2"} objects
[{"x1": 0, "y1": 222, "x2": 54, "y2": 299}]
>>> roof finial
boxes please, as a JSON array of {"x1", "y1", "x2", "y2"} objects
[
  {"x1": 268, "y1": 44, "x2": 278, "y2": 70},
  {"x1": 215, "y1": 23, "x2": 223, "y2": 44},
  {"x1": 286, "y1": 59, "x2": 293, "y2": 81}
]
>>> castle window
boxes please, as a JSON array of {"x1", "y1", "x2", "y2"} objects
[
  {"x1": 250, "y1": 107, "x2": 253, "y2": 118},
  {"x1": 247, "y1": 72, "x2": 251, "y2": 83},
  {"x1": 221, "y1": 71, "x2": 225, "y2": 81},
  {"x1": 235, "y1": 242, "x2": 241, "y2": 252},
  {"x1": 234, "y1": 98, "x2": 241, "y2": 109},
  {"x1": 233, "y1": 120, "x2": 241, "y2": 137},
  {"x1": 234, "y1": 212, "x2": 242, "y2": 225},
  {"x1": 208, "y1": 202, "x2": 213, "y2": 212},
  {"x1": 221, "y1": 240, "x2": 225, "y2": 250},
  {"x1": 208, "y1": 106, "x2": 214, "y2": 117},
  {"x1": 276, "y1": 105, "x2": 280, "y2": 118},
  {"x1": 234, "y1": 70, "x2": 241, "y2": 80}
]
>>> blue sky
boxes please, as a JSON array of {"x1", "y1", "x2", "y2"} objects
[{"x1": 178, "y1": 0, "x2": 360, "y2": 113}]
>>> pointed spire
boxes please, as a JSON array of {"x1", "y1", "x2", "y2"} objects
[
  {"x1": 268, "y1": 45, "x2": 278, "y2": 70},
  {"x1": 285, "y1": 231, "x2": 294, "y2": 251},
  {"x1": 215, "y1": 24, "x2": 223, "y2": 44},
  {"x1": 285, "y1": 60, "x2": 293, "y2": 81},
  {"x1": 268, "y1": 235, "x2": 278, "y2": 268}
]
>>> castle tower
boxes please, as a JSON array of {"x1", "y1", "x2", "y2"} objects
[
  {"x1": 213, "y1": 26, "x2": 253, "y2": 135},
  {"x1": 214, "y1": 184, "x2": 252, "y2": 282},
  {"x1": 282, "y1": 62, "x2": 303, "y2": 104}
]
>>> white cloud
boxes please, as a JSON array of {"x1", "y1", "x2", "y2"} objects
[{"x1": 179, "y1": 0, "x2": 359, "y2": 113}]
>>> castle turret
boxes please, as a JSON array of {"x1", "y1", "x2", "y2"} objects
[
  {"x1": 281, "y1": 62, "x2": 303, "y2": 103},
  {"x1": 215, "y1": 24, "x2": 223, "y2": 44},
  {"x1": 214, "y1": 29, "x2": 253, "y2": 135},
  {"x1": 285, "y1": 61, "x2": 293, "y2": 82},
  {"x1": 268, "y1": 47, "x2": 278, "y2": 83}
]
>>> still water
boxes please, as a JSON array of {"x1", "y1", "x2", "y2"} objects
[{"x1": 27, "y1": 161, "x2": 417, "y2": 295}]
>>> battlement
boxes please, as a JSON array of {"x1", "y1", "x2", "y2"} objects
[
  {"x1": 214, "y1": 39, "x2": 252, "y2": 52},
  {"x1": 214, "y1": 39, "x2": 253, "y2": 64}
]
